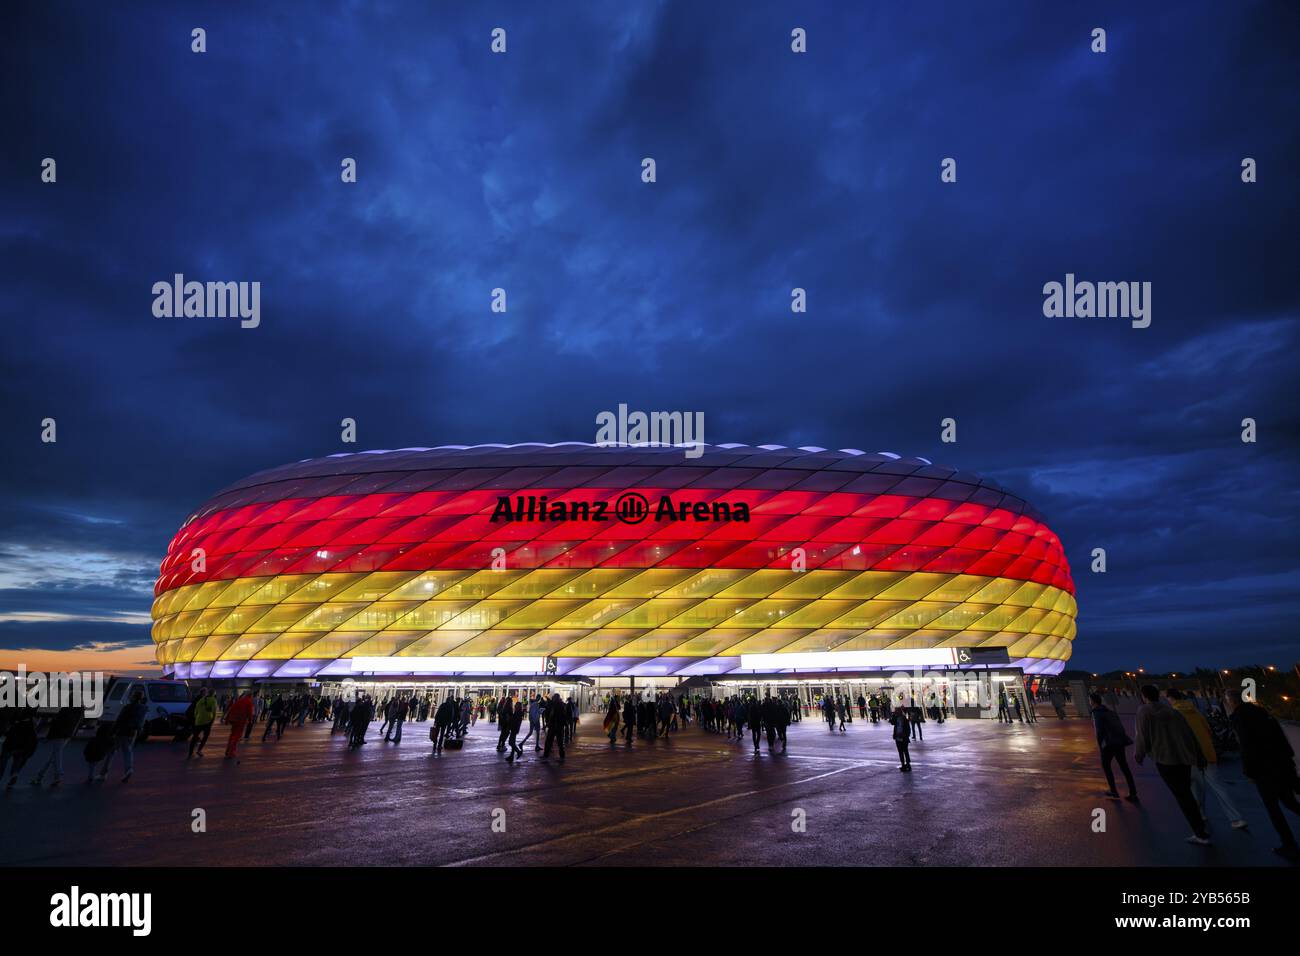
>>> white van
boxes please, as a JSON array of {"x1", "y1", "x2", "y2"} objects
[{"x1": 99, "y1": 677, "x2": 192, "y2": 740}]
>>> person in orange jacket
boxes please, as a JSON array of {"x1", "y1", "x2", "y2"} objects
[{"x1": 224, "y1": 689, "x2": 255, "y2": 760}]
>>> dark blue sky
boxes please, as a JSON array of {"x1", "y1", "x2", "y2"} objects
[{"x1": 2, "y1": 1, "x2": 1297, "y2": 674}]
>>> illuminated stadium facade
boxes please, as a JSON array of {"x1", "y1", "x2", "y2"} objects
[{"x1": 151, "y1": 443, "x2": 1077, "y2": 685}]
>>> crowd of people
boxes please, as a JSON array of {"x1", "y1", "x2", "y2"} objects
[
  {"x1": 203, "y1": 686, "x2": 590, "y2": 764},
  {"x1": 1087, "y1": 685, "x2": 1300, "y2": 861},
  {"x1": 3, "y1": 676, "x2": 1297, "y2": 866}
]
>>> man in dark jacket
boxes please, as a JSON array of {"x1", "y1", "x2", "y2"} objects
[
  {"x1": 432, "y1": 697, "x2": 456, "y2": 753},
  {"x1": 1, "y1": 707, "x2": 40, "y2": 788},
  {"x1": 496, "y1": 694, "x2": 515, "y2": 752},
  {"x1": 622, "y1": 695, "x2": 636, "y2": 744},
  {"x1": 542, "y1": 693, "x2": 567, "y2": 760},
  {"x1": 747, "y1": 697, "x2": 763, "y2": 752},
  {"x1": 32, "y1": 704, "x2": 83, "y2": 787},
  {"x1": 1089, "y1": 692, "x2": 1138, "y2": 802},
  {"x1": 262, "y1": 695, "x2": 285, "y2": 742},
  {"x1": 505, "y1": 699, "x2": 526, "y2": 762},
  {"x1": 1226, "y1": 689, "x2": 1300, "y2": 860},
  {"x1": 386, "y1": 695, "x2": 409, "y2": 744},
  {"x1": 761, "y1": 695, "x2": 782, "y2": 751},
  {"x1": 892, "y1": 707, "x2": 912, "y2": 771},
  {"x1": 349, "y1": 696, "x2": 373, "y2": 749},
  {"x1": 1135, "y1": 685, "x2": 1209, "y2": 844},
  {"x1": 97, "y1": 690, "x2": 147, "y2": 782}
]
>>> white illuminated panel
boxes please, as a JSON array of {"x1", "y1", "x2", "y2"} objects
[
  {"x1": 350, "y1": 656, "x2": 547, "y2": 674},
  {"x1": 739, "y1": 648, "x2": 959, "y2": 671}
]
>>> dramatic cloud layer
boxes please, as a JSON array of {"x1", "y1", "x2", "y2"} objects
[{"x1": 2, "y1": 1, "x2": 1297, "y2": 673}]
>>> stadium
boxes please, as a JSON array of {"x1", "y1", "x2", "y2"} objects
[{"x1": 150, "y1": 443, "x2": 1076, "y2": 707}]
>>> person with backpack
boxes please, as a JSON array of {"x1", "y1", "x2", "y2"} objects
[
  {"x1": 1089, "y1": 692, "x2": 1138, "y2": 802},
  {"x1": 97, "y1": 689, "x2": 147, "y2": 782},
  {"x1": 31, "y1": 704, "x2": 82, "y2": 787}
]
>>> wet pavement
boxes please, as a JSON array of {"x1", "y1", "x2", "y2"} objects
[{"x1": 1, "y1": 713, "x2": 1293, "y2": 866}]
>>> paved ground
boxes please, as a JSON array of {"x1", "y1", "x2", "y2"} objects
[{"x1": 1, "y1": 713, "x2": 1294, "y2": 867}]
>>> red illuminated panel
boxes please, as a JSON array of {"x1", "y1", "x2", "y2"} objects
[{"x1": 156, "y1": 473, "x2": 1073, "y2": 598}]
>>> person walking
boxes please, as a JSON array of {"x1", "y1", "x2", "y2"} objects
[
  {"x1": 459, "y1": 697, "x2": 473, "y2": 736},
  {"x1": 892, "y1": 706, "x2": 912, "y2": 772},
  {"x1": 81, "y1": 723, "x2": 114, "y2": 783},
  {"x1": 97, "y1": 690, "x2": 147, "y2": 782},
  {"x1": 622, "y1": 694, "x2": 636, "y2": 744},
  {"x1": 349, "y1": 695, "x2": 373, "y2": 748},
  {"x1": 761, "y1": 695, "x2": 780, "y2": 751},
  {"x1": 1167, "y1": 688, "x2": 1246, "y2": 830},
  {"x1": 604, "y1": 695, "x2": 621, "y2": 744},
  {"x1": 224, "y1": 689, "x2": 255, "y2": 760},
  {"x1": 275, "y1": 695, "x2": 292, "y2": 738},
  {"x1": 505, "y1": 699, "x2": 525, "y2": 762},
  {"x1": 1089, "y1": 692, "x2": 1138, "y2": 802},
  {"x1": 187, "y1": 688, "x2": 217, "y2": 758},
  {"x1": 431, "y1": 696, "x2": 455, "y2": 754},
  {"x1": 1, "y1": 707, "x2": 39, "y2": 788},
  {"x1": 542, "y1": 693, "x2": 567, "y2": 760},
  {"x1": 386, "y1": 695, "x2": 409, "y2": 743},
  {"x1": 31, "y1": 704, "x2": 82, "y2": 787},
  {"x1": 747, "y1": 697, "x2": 763, "y2": 753},
  {"x1": 332, "y1": 697, "x2": 349, "y2": 734},
  {"x1": 522, "y1": 693, "x2": 543, "y2": 751},
  {"x1": 1225, "y1": 689, "x2": 1300, "y2": 861},
  {"x1": 1134, "y1": 684, "x2": 1210, "y2": 845},
  {"x1": 262, "y1": 695, "x2": 285, "y2": 742},
  {"x1": 1049, "y1": 689, "x2": 1067, "y2": 719},
  {"x1": 496, "y1": 694, "x2": 515, "y2": 752}
]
